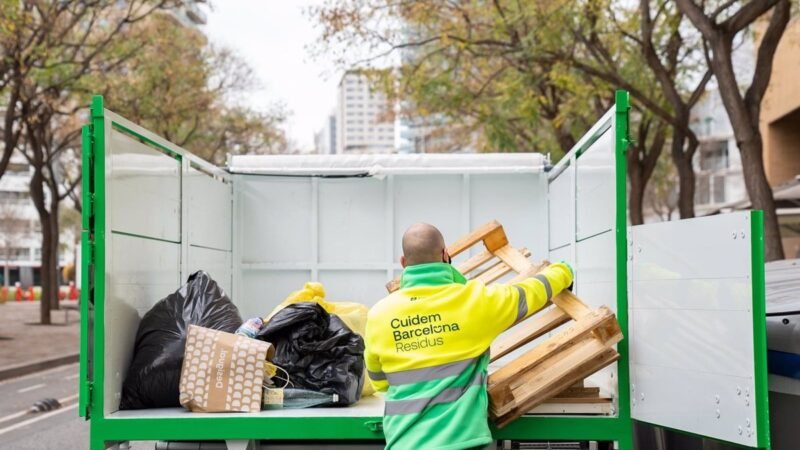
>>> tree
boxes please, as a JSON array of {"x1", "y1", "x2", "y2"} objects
[
  {"x1": 312, "y1": 0, "x2": 673, "y2": 223},
  {"x1": 99, "y1": 13, "x2": 287, "y2": 164},
  {"x1": 674, "y1": 0, "x2": 792, "y2": 261},
  {"x1": 1, "y1": 1, "x2": 178, "y2": 324}
]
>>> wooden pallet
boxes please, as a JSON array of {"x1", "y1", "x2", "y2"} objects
[{"x1": 388, "y1": 221, "x2": 622, "y2": 427}]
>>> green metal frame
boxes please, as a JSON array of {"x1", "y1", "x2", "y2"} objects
[
  {"x1": 85, "y1": 91, "x2": 764, "y2": 449},
  {"x1": 751, "y1": 210, "x2": 771, "y2": 450}
]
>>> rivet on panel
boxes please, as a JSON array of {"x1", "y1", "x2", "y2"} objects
[
  {"x1": 740, "y1": 231, "x2": 746, "y2": 239},
  {"x1": 716, "y1": 409, "x2": 720, "y2": 418},
  {"x1": 640, "y1": 393, "x2": 645, "y2": 401},
  {"x1": 738, "y1": 427, "x2": 743, "y2": 435},
  {"x1": 736, "y1": 386, "x2": 742, "y2": 395},
  {"x1": 746, "y1": 419, "x2": 751, "y2": 428},
  {"x1": 745, "y1": 388, "x2": 750, "y2": 397},
  {"x1": 745, "y1": 399, "x2": 750, "y2": 406},
  {"x1": 733, "y1": 232, "x2": 738, "y2": 239},
  {"x1": 637, "y1": 246, "x2": 642, "y2": 253},
  {"x1": 715, "y1": 395, "x2": 720, "y2": 404}
]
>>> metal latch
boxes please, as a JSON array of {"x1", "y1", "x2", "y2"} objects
[{"x1": 365, "y1": 420, "x2": 383, "y2": 432}]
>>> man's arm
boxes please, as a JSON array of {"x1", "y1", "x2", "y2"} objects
[
  {"x1": 483, "y1": 262, "x2": 574, "y2": 336},
  {"x1": 364, "y1": 323, "x2": 389, "y2": 392}
]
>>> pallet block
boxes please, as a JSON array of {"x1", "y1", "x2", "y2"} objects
[{"x1": 387, "y1": 221, "x2": 622, "y2": 427}]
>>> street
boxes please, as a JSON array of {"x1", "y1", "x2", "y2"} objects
[{"x1": 0, "y1": 363, "x2": 87, "y2": 449}]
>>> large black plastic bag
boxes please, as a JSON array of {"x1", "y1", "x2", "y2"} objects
[
  {"x1": 120, "y1": 271, "x2": 242, "y2": 409},
  {"x1": 257, "y1": 302, "x2": 365, "y2": 405}
]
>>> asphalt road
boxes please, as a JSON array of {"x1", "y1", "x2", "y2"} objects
[{"x1": 0, "y1": 364, "x2": 162, "y2": 450}]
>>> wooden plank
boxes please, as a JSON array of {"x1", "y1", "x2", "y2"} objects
[
  {"x1": 493, "y1": 245, "x2": 536, "y2": 273},
  {"x1": 507, "y1": 260, "x2": 550, "y2": 284},
  {"x1": 495, "y1": 348, "x2": 619, "y2": 427},
  {"x1": 490, "y1": 335, "x2": 613, "y2": 417},
  {"x1": 490, "y1": 306, "x2": 571, "y2": 362},
  {"x1": 457, "y1": 249, "x2": 495, "y2": 275},
  {"x1": 528, "y1": 401, "x2": 612, "y2": 415},
  {"x1": 551, "y1": 290, "x2": 592, "y2": 321},
  {"x1": 488, "y1": 306, "x2": 619, "y2": 390},
  {"x1": 476, "y1": 263, "x2": 514, "y2": 284},
  {"x1": 544, "y1": 396, "x2": 610, "y2": 404},
  {"x1": 447, "y1": 220, "x2": 506, "y2": 256},
  {"x1": 470, "y1": 248, "x2": 531, "y2": 280},
  {"x1": 550, "y1": 386, "x2": 601, "y2": 398}
]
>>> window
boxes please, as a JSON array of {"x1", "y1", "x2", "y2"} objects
[{"x1": 699, "y1": 140, "x2": 729, "y2": 171}]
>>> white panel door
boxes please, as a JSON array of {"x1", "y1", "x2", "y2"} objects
[{"x1": 628, "y1": 211, "x2": 768, "y2": 448}]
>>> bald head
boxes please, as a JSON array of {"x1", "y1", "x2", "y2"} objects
[{"x1": 401, "y1": 223, "x2": 448, "y2": 267}]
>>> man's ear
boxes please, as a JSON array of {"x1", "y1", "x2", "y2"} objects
[
  {"x1": 443, "y1": 249, "x2": 451, "y2": 264},
  {"x1": 400, "y1": 255, "x2": 407, "y2": 268}
]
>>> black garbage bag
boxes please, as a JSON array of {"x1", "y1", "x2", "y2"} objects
[
  {"x1": 257, "y1": 302, "x2": 365, "y2": 406},
  {"x1": 120, "y1": 271, "x2": 242, "y2": 409}
]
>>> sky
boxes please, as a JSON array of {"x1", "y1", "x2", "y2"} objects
[{"x1": 204, "y1": 1, "x2": 338, "y2": 152}]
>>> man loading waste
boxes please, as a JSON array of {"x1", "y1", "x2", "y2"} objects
[{"x1": 365, "y1": 223, "x2": 574, "y2": 450}]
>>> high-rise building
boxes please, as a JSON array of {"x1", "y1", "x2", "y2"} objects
[
  {"x1": 336, "y1": 71, "x2": 395, "y2": 154},
  {"x1": 314, "y1": 113, "x2": 337, "y2": 154}
]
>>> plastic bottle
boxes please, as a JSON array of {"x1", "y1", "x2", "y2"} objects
[
  {"x1": 235, "y1": 317, "x2": 264, "y2": 339},
  {"x1": 262, "y1": 388, "x2": 339, "y2": 409}
]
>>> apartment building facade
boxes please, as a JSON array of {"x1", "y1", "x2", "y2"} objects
[{"x1": 336, "y1": 71, "x2": 395, "y2": 154}]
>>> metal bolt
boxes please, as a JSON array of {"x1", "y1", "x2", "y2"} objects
[
  {"x1": 715, "y1": 395, "x2": 720, "y2": 404},
  {"x1": 736, "y1": 386, "x2": 741, "y2": 395},
  {"x1": 747, "y1": 429, "x2": 752, "y2": 437},
  {"x1": 746, "y1": 419, "x2": 751, "y2": 428},
  {"x1": 733, "y1": 232, "x2": 738, "y2": 239},
  {"x1": 640, "y1": 393, "x2": 645, "y2": 401},
  {"x1": 740, "y1": 231, "x2": 746, "y2": 239},
  {"x1": 745, "y1": 399, "x2": 750, "y2": 406},
  {"x1": 745, "y1": 388, "x2": 750, "y2": 397},
  {"x1": 716, "y1": 409, "x2": 721, "y2": 418},
  {"x1": 738, "y1": 426, "x2": 743, "y2": 435},
  {"x1": 638, "y1": 246, "x2": 642, "y2": 253}
]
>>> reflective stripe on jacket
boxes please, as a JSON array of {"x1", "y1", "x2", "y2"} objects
[{"x1": 365, "y1": 262, "x2": 573, "y2": 450}]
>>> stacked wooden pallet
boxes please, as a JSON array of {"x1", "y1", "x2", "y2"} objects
[{"x1": 388, "y1": 220, "x2": 623, "y2": 427}]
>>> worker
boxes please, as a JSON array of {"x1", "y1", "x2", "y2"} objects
[{"x1": 365, "y1": 223, "x2": 574, "y2": 450}]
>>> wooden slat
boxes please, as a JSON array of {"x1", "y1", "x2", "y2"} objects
[
  {"x1": 447, "y1": 220, "x2": 507, "y2": 256},
  {"x1": 490, "y1": 306, "x2": 571, "y2": 362},
  {"x1": 457, "y1": 249, "x2": 495, "y2": 275},
  {"x1": 493, "y1": 245, "x2": 536, "y2": 273},
  {"x1": 551, "y1": 290, "x2": 592, "y2": 321},
  {"x1": 488, "y1": 306, "x2": 619, "y2": 390},
  {"x1": 494, "y1": 348, "x2": 619, "y2": 427},
  {"x1": 544, "y1": 396, "x2": 610, "y2": 404},
  {"x1": 470, "y1": 248, "x2": 531, "y2": 280},
  {"x1": 554, "y1": 386, "x2": 601, "y2": 398},
  {"x1": 476, "y1": 263, "x2": 513, "y2": 284},
  {"x1": 491, "y1": 335, "x2": 611, "y2": 417},
  {"x1": 507, "y1": 260, "x2": 550, "y2": 284}
]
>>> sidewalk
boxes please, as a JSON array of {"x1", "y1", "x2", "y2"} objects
[{"x1": 0, "y1": 301, "x2": 80, "y2": 380}]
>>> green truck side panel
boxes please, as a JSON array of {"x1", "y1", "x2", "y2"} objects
[
  {"x1": 751, "y1": 210, "x2": 770, "y2": 449},
  {"x1": 613, "y1": 89, "x2": 633, "y2": 450},
  {"x1": 84, "y1": 93, "x2": 645, "y2": 447},
  {"x1": 89, "y1": 95, "x2": 107, "y2": 426},
  {"x1": 79, "y1": 124, "x2": 92, "y2": 418}
]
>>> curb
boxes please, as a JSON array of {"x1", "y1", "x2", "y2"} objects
[{"x1": 0, "y1": 353, "x2": 80, "y2": 382}]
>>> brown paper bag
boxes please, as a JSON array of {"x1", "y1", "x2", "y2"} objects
[{"x1": 179, "y1": 325, "x2": 274, "y2": 413}]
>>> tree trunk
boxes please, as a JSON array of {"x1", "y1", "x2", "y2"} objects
[
  {"x1": 628, "y1": 151, "x2": 645, "y2": 225},
  {"x1": 710, "y1": 38, "x2": 786, "y2": 261},
  {"x1": 29, "y1": 163, "x2": 52, "y2": 324},
  {"x1": 738, "y1": 137, "x2": 785, "y2": 261},
  {"x1": 43, "y1": 203, "x2": 60, "y2": 312},
  {"x1": 670, "y1": 128, "x2": 696, "y2": 219}
]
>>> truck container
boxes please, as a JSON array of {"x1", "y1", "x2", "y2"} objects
[{"x1": 80, "y1": 91, "x2": 776, "y2": 449}]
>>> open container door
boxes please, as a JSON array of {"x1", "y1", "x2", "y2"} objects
[
  {"x1": 81, "y1": 96, "x2": 234, "y2": 448},
  {"x1": 628, "y1": 211, "x2": 770, "y2": 449}
]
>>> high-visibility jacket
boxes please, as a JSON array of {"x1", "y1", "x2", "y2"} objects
[{"x1": 365, "y1": 262, "x2": 574, "y2": 450}]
